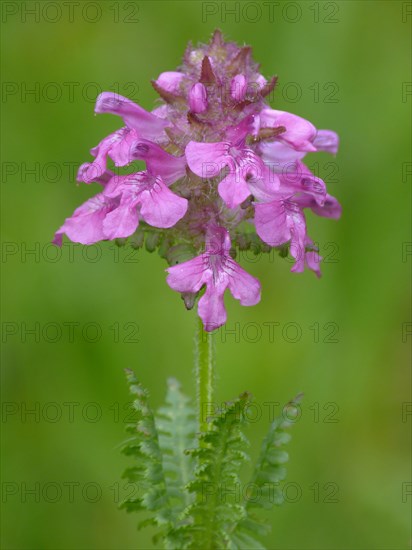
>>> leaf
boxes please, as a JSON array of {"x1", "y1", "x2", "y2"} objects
[
  {"x1": 155, "y1": 378, "x2": 197, "y2": 515},
  {"x1": 230, "y1": 394, "x2": 303, "y2": 546},
  {"x1": 120, "y1": 372, "x2": 302, "y2": 550},
  {"x1": 120, "y1": 370, "x2": 172, "y2": 530},
  {"x1": 182, "y1": 392, "x2": 252, "y2": 549},
  {"x1": 120, "y1": 372, "x2": 198, "y2": 549}
]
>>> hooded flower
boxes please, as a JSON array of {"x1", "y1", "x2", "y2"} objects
[
  {"x1": 94, "y1": 92, "x2": 169, "y2": 140},
  {"x1": 185, "y1": 115, "x2": 265, "y2": 208},
  {"x1": 53, "y1": 193, "x2": 120, "y2": 246},
  {"x1": 253, "y1": 162, "x2": 338, "y2": 274},
  {"x1": 53, "y1": 170, "x2": 188, "y2": 244},
  {"x1": 166, "y1": 226, "x2": 261, "y2": 331},
  {"x1": 102, "y1": 171, "x2": 188, "y2": 239},
  {"x1": 53, "y1": 30, "x2": 341, "y2": 330}
]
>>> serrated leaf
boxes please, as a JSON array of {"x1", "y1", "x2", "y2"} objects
[
  {"x1": 120, "y1": 372, "x2": 198, "y2": 549},
  {"x1": 182, "y1": 392, "x2": 252, "y2": 549},
  {"x1": 120, "y1": 370, "x2": 172, "y2": 530},
  {"x1": 229, "y1": 394, "x2": 303, "y2": 548},
  {"x1": 155, "y1": 378, "x2": 197, "y2": 515}
]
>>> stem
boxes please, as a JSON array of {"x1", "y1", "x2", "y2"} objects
[{"x1": 195, "y1": 316, "x2": 215, "y2": 435}]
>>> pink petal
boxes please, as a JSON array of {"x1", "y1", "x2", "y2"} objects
[
  {"x1": 313, "y1": 130, "x2": 339, "y2": 154},
  {"x1": 130, "y1": 140, "x2": 186, "y2": 184},
  {"x1": 218, "y1": 148, "x2": 264, "y2": 208},
  {"x1": 155, "y1": 71, "x2": 185, "y2": 93},
  {"x1": 260, "y1": 109, "x2": 317, "y2": 152},
  {"x1": 305, "y1": 250, "x2": 322, "y2": 278},
  {"x1": 312, "y1": 194, "x2": 341, "y2": 218},
  {"x1": 259, "y1": 140, "x2": 307, "y2": 167},
  {"x1": 77, "y1": 161, "x2": 107, "y2": 184},
  {"x1": 139, "y1": 177, "x2": 188, "y2": 228},
  {"x1": 205, "y1": 225, "x2": 232, "y2": 255},
  {"x1": 225, "y1": 114, "x2": 259, "y2": 142},
  {"x1": 254, "y1": 200, "x2": 291, "y2": 247},
  {"x1": 166, "y1": 256, "x2": 206, "y2": 293},
  {"x1": 248, "y1": 165, "x2": 280, "y2": 202},
  {"x1": 102, "y1": 176, "x2": 123, "y2": 198},
  {"x1": 151, "y1": 105, "x2": 169, "y2": 119},
  {"x1": 103, "y1": 172, "x2": 159, "y2": 200},
  {"x1": 297, "y1": 166, "x2": 326, "y2": 206},
  {"x1": 80, "y1": 129, "x2": 136, "y2": 182},
  {"x1": 289, "y1": 218, "x2": 307, "y2": 273},
  {"x1": 198, "y1": 277, "x2": 228, "y2": 332},
  {"x1": 77, "y1": 164, "x2": 114, "y2": 186},
  {"x1": 218, "y1": 170, "x2": 251, "y2": 209},
  {"x1": 80, "y1": 133, "x2": 120, "y2": 183},
  {"x1": 52, "y1": 230, "x2": 64, "y2": 247},
  {"x1": 102, "y1": 203, "x2": 139, "y2": 239},
  {"x1": 53, "y1": 194, "x2": 118, "y2": 245},
  {"x1": 226, "y1": 259, "x2": 261, "y2": 306},
  {"x1": 230, "y1": 74, "x2": 247, "y2": 102},
  {"x1": 185, "y1": 141, "x2": 229, "y2": 178},
  {"x1": 189, "y1": 83, "x2": 208, "y2": 113},
  {"x1": 109, "y1": 129, "x2": 140, "y2": 167},
  {"x1": 277, "y1": 163, "x2": 326, "y2": 207},
  {"x1": 296, "y1": 193, "x2": 341, "y2": 219},
  {"x1": 95, "y1": 92, "x2": 168, "y2": 139},
  {"x1": 255, "y1": 74, "x2": 267, "y2": 88}
]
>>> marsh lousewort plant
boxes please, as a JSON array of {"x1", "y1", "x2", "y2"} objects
[{"x1": 54, "y1": 31, "x2": 340, "y2": 548}]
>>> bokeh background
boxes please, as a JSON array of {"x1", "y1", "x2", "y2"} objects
[{"x1": 1, "y1": 1, "x2": 411, "y2": 548}]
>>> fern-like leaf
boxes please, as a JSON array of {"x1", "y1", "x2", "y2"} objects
[
  {"x1": 120, "y1": 371, "x2": 302, "y2": 550},
  {"x1": 230, "y1": 394, "x2": 303, "y2": 546},
  {"x1": 121, "y1": 372, "x2": 198, "y2": 549},
  {"x1": 155, "y1": 378, "x2": 197, "y2": 515},
  {"x1": 182, "y1": 392, "x2": 252, "y2": 549},
  {"x1": 120, "y1": 369, "x2": 172, "y2": 529}
]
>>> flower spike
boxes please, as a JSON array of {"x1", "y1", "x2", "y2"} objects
[{"x1": 54, "y1": 31, "x2": 341, "y2": 331}]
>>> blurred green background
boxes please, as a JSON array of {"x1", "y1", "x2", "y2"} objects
[{"x1": 1, "y1": 1, "x2": 410, "y2": 548}]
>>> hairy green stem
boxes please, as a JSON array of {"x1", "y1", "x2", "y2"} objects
[{"x1": 195, "y1": 316, "x2": 215, "y2": 435}]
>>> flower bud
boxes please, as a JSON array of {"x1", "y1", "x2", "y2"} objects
[
  {"x1": 189, "y1": 83, "x2": 208, "y2": 113},
  {"x1": 230, "y1": 74, "x2": 247, "y2": 102}
]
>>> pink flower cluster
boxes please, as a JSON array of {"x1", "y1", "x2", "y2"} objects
[{"x1": 54, "y1": 31, "x2": 341, "y2": 331}]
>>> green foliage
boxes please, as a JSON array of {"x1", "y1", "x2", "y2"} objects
[
  {"x1": 120, "y1": 371, "x2": 301, "y2": 549},
  {"x1": 120, "y1": 370, "x2": 172, "y2": 529},
  {"x1": 183, "y1": 393, "x2": 251, "y2": 549},
  {"x1": 156, "y1": 378, "x2": 197, "y2": 515},
  {"x1": 230, "y1": 394, "x2": 303, "y2": 547}
]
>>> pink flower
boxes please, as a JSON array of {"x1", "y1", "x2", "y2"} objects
[
  {"x1": 94, "y1": 92, "x2": 169, "y2": 140},
  {"x1": 253, "y1": 164, "x2": 339, "y2": 274},
  {"x1": 53, "y1": 171, "x2": 188, "y2": 244},
  {"x1": 53, "y1": 193, "x2": 120, "y2": 246},
  {"x1": 154, "y1": 72, "x2": 185, "y2": 93},
  {"x1": 166, "y1": 227, "x2": 261, "y2": 331},
  {"x1": 78, "y1": 92, "x2": 172, "y2": 183},
  {"x1": 189, "y1": 83, "x2": 208, "y2": 113},
  {"x1": 102, "y1": 171, "x2": 188, "y2": 239},
  {"x1": 78, "y1": 128, "x2": 138, "y2": 183},
  {"x1": 128, "y1": 139, "x2": 186, "y2": 184},
  {"x1": 259, "y1": 109, "x2": 317, "y2": 152},
  {"x1": 230, "y1": 74, "x2": 248, "y2": 102},
  {"x1": 54, "y1": 31, "x2": 341, "y2": 330},
  {"x1": 185, "y1": 115, "x2": 265, "y2": 209},
  {"x1": 258, "y1": 117, "x2": 339, "y2": 171}
]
